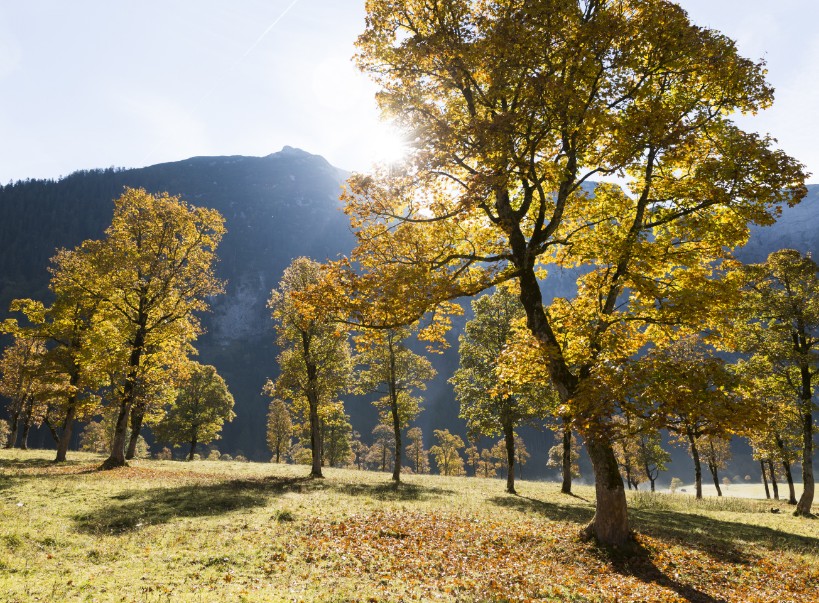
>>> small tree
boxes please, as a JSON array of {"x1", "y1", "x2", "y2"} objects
[
  {"x1": 453, "y1": 288, "x2": 556, "y2": 494},
  {"x1": 354, "y1": 326, "x2": 435, "y2": 483},
  {"x1": 405, "y1": 426, "x2": 429, "y2": 474},
  {"x1": 321, "y1": 402, "x2": 353, "y2": 468},
  {"x1": 350, "y1": 431, "x2": 369, "y2": 470},
  {"x1": 0, "y1": 420, "x2": 9, "y2": 448},
  {"x1": 429, "y1": 429, "x2": 465, "y2": 476},
  {"x1": 547, "y1": 433, "x2": 581, "y2": 481},
  {"x1": 477, "y1": 449, "x2": 497, "y2": 478},
  {"x1": 266, "y1": 398, "x2": 293, "y2": 463},
  {"x1": 633, "y1": 337, "x2": 749, "y2": 499},
  {"x1": 268, "y1": 257, "x2": 352, "y2": 478},
  {"x1": 514, "y1": 434, "x2": 529, "y2": 480},
  {"x1": 369, "y1": 423, "x2": 396, "y2": 472},
  {"x1": 0, "y1": 337, "x2": 49, "y2": 449},
  {"x1": 153, "y1": 363, "x2": 235, "y2": 461},
  {"x1": 700, "y1": 435, "x2": 731, "y2": 496}
]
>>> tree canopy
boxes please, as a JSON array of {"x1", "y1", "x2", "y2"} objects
[{"x1": 321, "y1": 0, "x2": 807, "y2": 546}]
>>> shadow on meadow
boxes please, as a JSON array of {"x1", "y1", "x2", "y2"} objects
[
  {"x1": 489, "y1": 495, "x2": 740, "y2": 603},
  {"x1": 0, "y1": 456, "x2": 88, "y2": 470},
  {"x1": 72, "y1": 474, "x2": 452, "y2": 534},
  {"x1": 330, "y1": 480, "x2": 454, "y2": 502},
  {"x1": 73, "y1": 475, "x2": 314, "y2": 534},
  {"x1": 489, "y1": 494, "x2": 595, "y2": 524},
  {"x1": 491, "y1": 492, "x2": 818, "y2": 560}
]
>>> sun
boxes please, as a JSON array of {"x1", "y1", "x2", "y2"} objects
[{"x1": 364, "y1": 122, "x2": 410, "y2": 168}]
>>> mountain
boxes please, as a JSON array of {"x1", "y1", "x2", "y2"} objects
[
  {"x1": 0, "y1": 153, "x2": 816, "y2": 476},
  {"x1": 0, "y1": 148, "x2": 356, "y2": 458}
]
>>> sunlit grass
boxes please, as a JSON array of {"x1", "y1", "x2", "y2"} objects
[{"x1": 1, "y1": 449, "x2": 817, "y2": 602}]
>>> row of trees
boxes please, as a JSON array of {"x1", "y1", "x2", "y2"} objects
[{"x1": 0, "y1": 188, "x2": 235, "y2": 466}]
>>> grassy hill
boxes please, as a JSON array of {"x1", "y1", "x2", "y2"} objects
[{"x1": 1, "y1": 449, "x2": 816, "y2": 602}]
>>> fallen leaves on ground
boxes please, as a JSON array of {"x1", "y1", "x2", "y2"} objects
[{"x1": 300, "y1": 511, "x2": 818, "y2": 602}]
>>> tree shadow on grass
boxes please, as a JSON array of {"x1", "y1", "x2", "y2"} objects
[
  {"x1": 330, "y1": 481, "x2": 454, "y2": 502},
  {"x1": 631, "y1": 507, "x2": 819, "y2": 560},
  {"x1": 488, "y1": 494, "x2": 595, "y2": 524},
  {"x1": 74, "y1": 475, "x2": 313, "y2": 534},
  {"x1": 490, "y1": 493, "x2": 819, "y2": 602},
  {"x1": 606, "y1": 542, "x2": 728, "y2": 603},
  {"x1": 490, "y1": 496, "x2": 728, "y2": 603},
  {"x1": 0, "y1": 456, "x2": 87, "y2": 470}
]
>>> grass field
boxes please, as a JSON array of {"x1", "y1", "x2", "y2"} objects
[{"x1": 1, "y1": 449, "x2": 817, "y2": 602}]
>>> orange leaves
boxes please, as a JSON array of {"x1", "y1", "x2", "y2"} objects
[{"x1": 295, "y1": 510, "x2": 816, "y2": 602}]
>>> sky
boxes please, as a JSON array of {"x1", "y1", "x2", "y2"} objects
[{"x1": 0, "y1": 1, "x2": 817, "y2": 184}]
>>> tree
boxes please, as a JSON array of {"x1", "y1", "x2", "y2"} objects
[
  {"x1": 50, "y1": 188, "x2": 225, "y2": 468},
  {"x1": 477, "y1": 449, "x2": 497, "y2": 478},
  {"x1": 267, "y1": 398, "x2": 293, "y2": 463},
  {"x1": 153, "y1": 363, "x2": 235, "y2": 461},
  {"x1": 405, "y1": 426, "x2": 429, "y2": 474},
  {"x1": 330, "y1": 0, "x2": 806, "y2": 546},
  {"x1": 548, "y1": 433, "x2": 581, "y2": 482},
  {"x1": 699, "y1": 436, "x2": 731, "y2": 497},
  {"x1": 0, "y1": 337, "x2": 49, "y2": 449},
  {"x1": 452, "y1": 288, "x2": 555, "y2": 493},
  {"x1": 351, "y1": 431, "x2": 370, "y2": 470},
  {"x1": 369, "y1": 423, "x2": 396, "y2": 472},
  {"x1": 0, "y1": 420, "x2": 9, "y2": 447},
  {"x1": 513, "y1": 433, "x2": 529, "y2": 479},
  {"x1": 613, "y1": 419, "x2": 643, "y2": 491},
  {"x1": 321, "y1": 401, "x2": 353, "y2": 468},
  {"x1": 268, "y1": 257, "x2": 352, "y2": 478},
  {"x1": 429, "y1": 429, "x2": 465, "y2": 476},
  {"x1": 732, "y1": 250, "x2": 819, "y2": 516},
  {"x1": 354, "y1": 325, "x2": 436, "y2": 482},
  {"x1": 3, "y1": 251, "x2": 112, "y2": 462},
  {"x1": 632, "y1": 337, "x2": 748, "y2": 499},
  {"x1": 633, "y1": 425, "x2": 670, "y2": 493}
]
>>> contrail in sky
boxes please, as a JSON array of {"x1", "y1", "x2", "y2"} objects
[
  {"x1": 140, "y1": 0, "x2": 305, "y2": 165},
  {"x1": 238, "y1": 0, "x2": 303, "y2": 62}
]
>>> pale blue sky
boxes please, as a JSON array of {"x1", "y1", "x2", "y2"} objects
[{"x1": 0, "y1": 1, "x2": 816, "y2": 183}]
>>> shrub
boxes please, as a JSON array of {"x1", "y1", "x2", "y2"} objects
[
  {"x1": 669, "y1": 477, "x2": 683, "y2": 493},
  {"x1": 155, "y1": 447, "x2": 173, "y2": 461},
  {"x1": 220, "y1": 454, "x2": 233, "y2": 462}
]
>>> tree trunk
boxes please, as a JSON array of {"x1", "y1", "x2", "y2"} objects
[
  {"x1": 43, "y1": 416, "x2": 60, "y2": 445},
  {"x1": 188, "y1": 432, "x2": 198, "y2": 461},
  {"x1": 687, "y1": 431, "x2": 703, "y2": 499},
  {"x1": 582, "y1": 436, "x2": 632, "y2": 548},
  {"x1": 504, "y1": 423, "x2": 516, "y2": 495},
  {"x1": 389, "y1": 370, "x2": 402, "y2": 483},
  {"x1": 768, "y1": 459, "x2": 780, "y2": 500},
  {"x1": 761, "y1": 460, "x2": 770, "y2": 499},
  {"x1": 102, "y1": 325, "x2": 145, "y2": 470},
  {"x1": 308, "y1": 394, "x2": 322, "y2": 478},
  {"x1": 649, "y1": 477, "x2": 655, "y2": 492},
  {"x1": 795, "y1": 403, "x2": 815, "y2": 516},
  {"x1": 55, "y1": 372, "x2": 82, "y2": 462},
  {"x1": 125, "y1": 402, "x2": 146, "y2": 460},
  {"x1": 561, "y1": 421, "x2": 573, "y2": 494},
  {"x1": 517, "y1": 255, "x2": 631, "y2": 546},
  {"x1": 5, "y1": 407, "x2": 20, "y2": 449},
  {"x1": 19, "y1": 408, "x2": 32, "y2": 451},
  {"x1": 708, "y1": 460, "x2": 722, "y2": 496},
  {"x1": 101, "y1": 400, "x2": 131, "y2": 469},
  {"x1": 783, "y1": 460, "x2": 797, "y2": 505}
]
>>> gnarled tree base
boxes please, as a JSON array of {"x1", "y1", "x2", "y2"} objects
[
  {"x1": 99, "y1": 457, "x2": 128, "y2": 471},
  {"x1": 583, "y1": 437, "x2": 634, "y2": 551}
]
